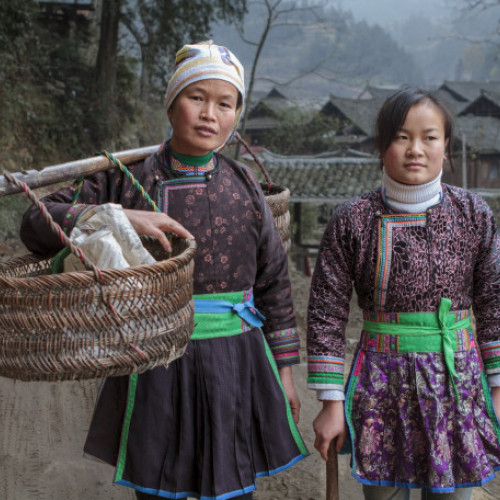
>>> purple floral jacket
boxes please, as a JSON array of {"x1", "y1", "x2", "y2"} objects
[{"x1": 307, "y1": 184, "x2": 500, "y2": 389}]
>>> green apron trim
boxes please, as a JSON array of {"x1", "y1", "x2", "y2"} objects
[
  {"x1": 260, "y1": 332, "x2": 308, "y2": 456},
  {"x1": 481, "y1": 372, "x2": 500, "y2": 444},
  {"x1": 114, "y1": 373, "x2": 138, "y2": 482},
  {"x1": 343, "y1": 349, "x2": 362, "y2": 458},
  {"x1": 194, "y1": 290, "x2": 246, "y2": 302},
  {"x1": 363, "y1": 298, "x2": 470, "y2": 399}
]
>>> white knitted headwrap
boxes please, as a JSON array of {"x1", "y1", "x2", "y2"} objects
[{"x1": 165, "y1": 41, "x2": 245, "y2": 134}]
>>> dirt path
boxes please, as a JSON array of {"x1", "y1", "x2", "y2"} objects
[
  {"x1": 0, "y1": 378, "x2": 131, "y2": 500},
  {"x1": 0, "y1": 249, "x2": 499, "y2": 499}
]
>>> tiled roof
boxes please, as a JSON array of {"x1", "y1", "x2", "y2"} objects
[
  {"x1": 481, "y1": 90, "x2": 500, "y2": 107},
  {"x1": 248, "y1": 98, "x2": 293, "y2": 118},
  {"x1": 455, "y1": 116, "x2": 500, "y2": 153},
  {"x1": 439, "y1": 81, "x2": 500, "y2": 103},
  {"x1": 251, "y1": 150, "x2": 500, "y2": 226},
  {"x1": 320, "y1": 96, "x2": 384, "y2": 136},
  {"x1": 259, "y1": 150, "x2": 381, "y2": 202},
  {"x1": 357, "y1": 85, "x2": 401, "y2": 100},
  {"x1": 458, "y1": 90, "x2": 500, "y2": 118},
  {"x1": 435, "y1": 89, "x2": 470, "y2": 116},
  {"x1": 248, "y1": 86, "x2": 325, "y2": 118}
]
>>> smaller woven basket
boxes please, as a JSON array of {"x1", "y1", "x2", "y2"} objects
[
  {"x1": 259, "y1": 182, "x2": 291, "y2": 253},
  {"x1": 0, "y1": 236, "x2": 196, "y2": 382}
]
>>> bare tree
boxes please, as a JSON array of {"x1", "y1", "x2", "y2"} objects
[
  {"x1": 236, "y1": 0, "x2": 339, "y2": 149},
  {"x1": 456, "y1": 0, "x2": 500, "y2": 9},
  {"x1": 445, "y1": 0, "x2": 500, "y2": 79}
]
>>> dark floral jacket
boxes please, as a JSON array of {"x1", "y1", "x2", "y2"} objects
[{"x1": 21, "y1": 144, "x2": 300, "y2": 367}]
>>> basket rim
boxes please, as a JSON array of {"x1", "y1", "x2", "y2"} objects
[
  {"x1": 0, "y1": 237, "x2": 197, "y2": 289},
  {"x1": 260, "y1": 182, "x2": 290, "y2": 197}
]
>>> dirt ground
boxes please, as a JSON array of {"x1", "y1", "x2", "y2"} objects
[{"x1": 1, "y1": 241, "x2": 500, "y2": 499}]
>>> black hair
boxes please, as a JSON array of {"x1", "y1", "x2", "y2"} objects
[{"x1": 375, "y1": 87, "x2": 455, "y2": 170}]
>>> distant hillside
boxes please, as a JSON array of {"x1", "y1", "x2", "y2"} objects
[
  {"x1": 381, "y1": 7, "x2": 500, "y2": 86},
  {"x1": 211, "y1": 3, "x2": 423, "y2": 99},
  {"x1": 212, "y1": 1, "x2": 500, "y2": 97}
]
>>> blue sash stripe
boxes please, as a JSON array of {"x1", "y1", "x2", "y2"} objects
[{"x1": 194, "y1": 297, "x2": 266, "y2": 328}]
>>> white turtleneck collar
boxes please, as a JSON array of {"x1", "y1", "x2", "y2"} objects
[{"x1": 382, "y1": 169, "x2": 443, "y2": 213}]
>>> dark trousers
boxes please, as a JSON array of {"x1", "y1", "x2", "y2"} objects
[{"x1": 136, "y1": 492, "x2": 253, "y2": 500}]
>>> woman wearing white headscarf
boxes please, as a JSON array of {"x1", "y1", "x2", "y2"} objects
[{"x1": 21, "y1": 41, "x2": 308, "y2": 500}]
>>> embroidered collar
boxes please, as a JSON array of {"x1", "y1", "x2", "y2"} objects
[
  {"x1": 170, "y1": 153, "x2": 216, "y2": 176},
  {"x1": 155, "y1": 142, "x2": 218, "y2": 178}
]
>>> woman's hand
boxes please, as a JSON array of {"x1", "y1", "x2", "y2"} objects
[
  {"x1": 124, "y1": 209, "x2": 194, "y2": 252},
  {"x1": 313, "y1": 400, "x2": 347, "y2": 461},
  {"x1": 279, "y1": 366, "x2": 301, "y2": 424}
]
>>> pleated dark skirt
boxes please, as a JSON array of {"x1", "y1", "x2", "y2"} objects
[{"x1": 84, "y1": 328, "x2": 308, "y2": 499}]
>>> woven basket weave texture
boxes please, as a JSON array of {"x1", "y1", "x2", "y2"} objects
[{"x1": 0, "y1": 237, "x2": 196, "y2": 382}]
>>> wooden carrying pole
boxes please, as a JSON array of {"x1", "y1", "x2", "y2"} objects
[
  {"x1": 0, "y1": 145, "x2": 160, "y2": 197},
  {"x1": 326, "y1": 440, "x2": 339, "y2": 500}
]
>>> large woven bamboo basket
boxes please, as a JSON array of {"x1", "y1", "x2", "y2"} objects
[{"x1": 0, "y1": 236, "x2": 196, "y2": 382}]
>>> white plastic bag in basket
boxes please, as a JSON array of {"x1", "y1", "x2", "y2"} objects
[{"x1": 63, "y1": 203, "x2": 156, "y2": 272}]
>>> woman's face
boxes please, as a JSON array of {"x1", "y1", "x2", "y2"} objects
[
  {"x1": 382, "y1": 101, "x2": 448, "y2": 185},
  {"x1": 168, "y1": 79, "x2": 239, "y2": 156}
]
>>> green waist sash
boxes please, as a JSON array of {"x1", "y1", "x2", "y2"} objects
[
  {"x1": 362, "y1": 298, "x2": 472, "y2": 398},
  {"x1": 191, "y1": 290, "x2": 265, "y2": 341}
]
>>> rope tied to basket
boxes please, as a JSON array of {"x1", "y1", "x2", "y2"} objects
[
  {"x1": 3, "y1": 172, "x2": 148, "y2": 362},
  {"x1": 233, "y1": 132, "x2": 273, "y2": 192},
  {"x1": 98, "y1": 150, "x2": 160, "y2": 213}
]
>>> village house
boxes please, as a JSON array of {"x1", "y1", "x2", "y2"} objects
[
  {"x1": 451, "y1": 85, "x2": 500, "y2": 189},
  {"x1": 243, "y1": 88, "x2": 296, "y2": 147},
  {"x1": 318, "y1": 95, "x2": 381, "y2": 154},
  {"x1": 243, "y1": 86, "x2": 325, "y2": 148}
]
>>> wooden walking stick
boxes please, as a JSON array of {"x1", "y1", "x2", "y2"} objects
[{"x1": 326, "y1": 439, "x2": 339, "y2": 500}]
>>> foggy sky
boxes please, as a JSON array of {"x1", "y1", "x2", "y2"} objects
[{"x1": 335, "y1": 0, "x2": 449, "y2": 26}]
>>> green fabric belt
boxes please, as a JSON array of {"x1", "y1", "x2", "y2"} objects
[
  {"x1": 191, "y1": 290, "x2": 250, "y2": 341},
  {"x1": 363, "y1": 298, "x2": 471, "y2": 398}
]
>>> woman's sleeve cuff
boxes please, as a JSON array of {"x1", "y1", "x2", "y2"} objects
[
  {"x1": 62, "y1": 204, "x2": 95, "y2": 235},
  {"x1": 265, "y1": 328, "x2": 300, "y2": 368},
  {"x1": 307, "y1": 355, "x2": 345, "y2": 389},
  {"x1": 481, "y1": 341, "x2": 500, "y2": 374}
]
